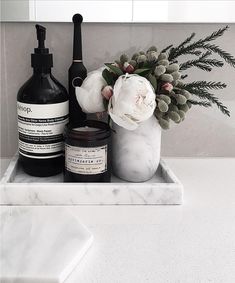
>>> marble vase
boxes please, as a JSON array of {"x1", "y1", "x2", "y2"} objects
[{"x1": 112, "y1": 115, "x2": 162, "y2": 182}]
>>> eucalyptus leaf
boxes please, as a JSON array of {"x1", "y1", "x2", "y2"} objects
[
  {"x1": 134, "y1": 68, "x2": 151, "y2": 75},
  {"x1": 143, "y1": 62, "x2": 151, "y2": 68},
  {"x1": 102, "y1": 69, "x2": 114, "y2": 85},
  {"x1": 148, "y1": 74, "x2": 157, "y2": 91}
]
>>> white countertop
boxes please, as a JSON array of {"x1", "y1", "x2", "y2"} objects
[{"x1": 1, "y1": 158, "x2": 235, "y2": 283}]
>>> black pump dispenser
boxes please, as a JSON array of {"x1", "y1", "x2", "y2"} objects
[
  {"x1": 17, "y1": 24, "x2": 69, "y2": 177},
  {"x1": 31, "y1": 24, "x2": 53, "y2": 69}
]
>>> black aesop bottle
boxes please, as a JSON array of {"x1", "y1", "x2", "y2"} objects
[
  {"x1": 17, "y1": 24, "x2": 69, "y2": 177},
  {"x1": 68, "y1": 14, "x2": 87, "y2": 125}
]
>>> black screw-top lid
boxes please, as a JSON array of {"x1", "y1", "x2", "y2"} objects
[{"x1": 31, "y1": 24, "x2": 53, "y2": 69}]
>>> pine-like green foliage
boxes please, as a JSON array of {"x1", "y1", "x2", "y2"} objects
[
  {"x1": 202, "y1": 44, "x2": 235, "y2": 67},
  {"x1": 187, "y1": 100, "x2": 212, "y2": 107},
  {"x1": 169, "y1": 32, "x2": 196, "y2": 58},
  {"x1": 181, "y1": 74, "x2": 188, "y2": 80},
  {"x1": 188, "y1": 89, "x2": 230, "y2": 116},
  {"x1": 182, "y1": 81, "x2": 227, "y2": 90},
  {"x1": 177, "y1": 33, "x2": 196, "y2": 49},
  {"x1": 186, "y1": 50, "x2": 202, "y2": 56},
  {"x1": 168, "y1": 26, "x2": 235, "y2": 68},
  {"x1": 177, "y1": 81, "x2": 229, "y2": 114},
  {"x1": 180, "y1": 52, "x2": 224, "y2": 71},
  {"x1": 166, "y1": 26, "x2": 234, "y2": 118},
  {"x1": 169, "y1": 26, "x2": 229, "y2": 59},
  {"x1": 161, "y1": 44, "x2": 173, "y2": 53}
]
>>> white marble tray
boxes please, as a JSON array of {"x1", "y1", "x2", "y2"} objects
[{"x1": 0, "y1": 155, "x2": 183, "y2": 205}]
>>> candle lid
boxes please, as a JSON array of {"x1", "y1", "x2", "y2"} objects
[
  {"x1": 73, "y1": 126, "x2": 99, "y2": 132},
  {"x1": 64, "y1": 120, "x2": 111, "y2": 141}
]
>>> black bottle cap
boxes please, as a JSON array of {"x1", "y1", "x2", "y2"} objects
[{"x1": 31, "y1": 24, "x2": 53, "y2": 69}]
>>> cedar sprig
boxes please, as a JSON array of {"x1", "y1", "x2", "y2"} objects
[
  {"x1": 188, "y1": 100, "x2": 212, "y2": 107},
  {"x1": 178, "y1": 32, "x2": 196, "y2": 49},
  {"x1": 169, "y1": 26, "x2": 229, "y2": 60},
  {"x1": 182, "y1": 81, "x2": 227, "y2": 90},
  {"x1": 181, "y1": 74, "x2": 188, "y2": 80},
  {"x1": 189, "y1": 89, "x2": 230, "y2": 116},
  {"x1": 202, "y1": 43, "x2": 235, "y2": 67},
  {"x1": 161, "y1": 44, "x2": 173, "y2": 53},
  {"x1": 200, "y1": 58, "x2": 224, "y2": 67},
  {"x1": 179, "y1": 52, "x2": 224, "y2": 71},
  {"x1": 172, "y1": 49, "x2": 202, "y2": 57},
  {"x1": 180, "y1": 61, "x2": 212, "y2": 72},
  {"x1": 186, "y1": 50, "x2": 202, "y2": 56},
  {"x1": 193, "y1": 63, "x2": 212, "y2": 72},
  {"x1": 169, "y1": 32, "x2": 196, "y2": 59},
  {"x1": 200, "y1": 51, "x2": 212, "y2": 59}
]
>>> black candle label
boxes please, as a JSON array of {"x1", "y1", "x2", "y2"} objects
[
  {"x1": 65, "y1": 144, "x2": 107, "y2": 175},
  {"x1": 17, "y1": 101, "x2": 69, "y2": 159}
]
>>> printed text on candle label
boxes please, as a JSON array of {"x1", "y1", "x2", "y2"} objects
[{"x1": 65, "y1": 145, "x2": 107, "y2": 175}]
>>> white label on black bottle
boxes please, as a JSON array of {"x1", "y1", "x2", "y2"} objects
[
  {"x1": 65, "y1": 144, "x2": 107, "y2": 175},
  {"x1": 17, "y1": 101, "x2": 69, "y2": 159}
]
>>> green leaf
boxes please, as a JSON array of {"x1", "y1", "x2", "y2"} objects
[
  {"x1": 105, "y1": 63, "x2": 123, "y2": 76},
  {"x1": 103, "y1": 98, "x2": 109, "y2": 110},
  {"x1": 148, "y1": 74, "x2": 157, "y2": 91},
  {"x1": 142, "y1": 62, "x2": 151, "y2": 68},
  {"x1": 134, "y1": 68, "x2": 151, "y2": 75},
  {"x1": 102, "y1": 69, "x2": 114, "y2": 85}
]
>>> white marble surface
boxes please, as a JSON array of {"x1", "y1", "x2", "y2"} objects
[
  {"x1": 1, "y1": 158, "x2": 235, "y2": 283},
  {"x1": 112, "y1": 116, "x2": 162, "y2": 182},
  {"x1": 0, "y1": 207, "x2": 93, "y2": 283},
  {"x1": 0, "y1": 155, "x2": 183, "y2": 205}
]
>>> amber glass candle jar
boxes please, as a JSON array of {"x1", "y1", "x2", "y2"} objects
[{"x1": 64, "y1": 120, "x2": 111, "y2": 182}]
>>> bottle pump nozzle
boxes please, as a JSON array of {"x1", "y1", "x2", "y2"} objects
[
  {"x1": 36, "y1": 24, "x2": 46, "y2": 49},
  {"x1": 31, "y1": 24, "x2": 53, "y2": 69}
]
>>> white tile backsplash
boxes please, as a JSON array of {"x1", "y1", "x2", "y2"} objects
[{"x1": 1, "y1": 22, "x2": 235, "y2": 157}]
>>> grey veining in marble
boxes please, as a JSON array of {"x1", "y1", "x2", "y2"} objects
[
  {"x1": 112, "y1": 116, "x2": 162, "y2": 182},
  {"x1": 0, "y1": 155, "x2": 183, "y2": 205},
  {"x1": 0, "y1": 207, "x2": 93, "y2": 283}
]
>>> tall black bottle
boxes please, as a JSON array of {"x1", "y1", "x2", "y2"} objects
[
  {"x1": 68, "y1": 14, "x2": 87, "y2": 125},
  {"x1": 17, "y1": 25, "x2": 69, "y2": 177}
]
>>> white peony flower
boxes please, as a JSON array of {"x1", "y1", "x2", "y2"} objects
[
  {"x1": 75, "y1": 67, "x2": 106, "y2": 113},
  {"x1": 108, "y1": 74, "x2": 156, "y2": 130}
]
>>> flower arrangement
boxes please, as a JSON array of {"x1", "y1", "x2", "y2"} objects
[{"x1": 76, "y1": 26, "x2": 235, "y2": 130}]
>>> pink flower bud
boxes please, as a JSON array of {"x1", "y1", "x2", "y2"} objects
[
  {"x1": 123, "y1": 62, "x2": 134, "y2": 73},
  {"x1": 101, "y1": 85, "x2": 113, "y2": 100},
  {"x1": 112, "y1": 62, "x2": 120, "y2": 68},
  {"x1": 162, "y1": 82, "x2": 173, "y2": 92}
]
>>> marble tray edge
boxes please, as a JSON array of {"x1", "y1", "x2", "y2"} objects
[
  {"x1": 1, "y1": 154, "x2": 18, "y2": 184},
  {"x1": 0, "y1": 154, "x2": 182, "y2": 186},
  {"x1": 0, "y1": 154, "x2": 183, "y2": 205}
]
